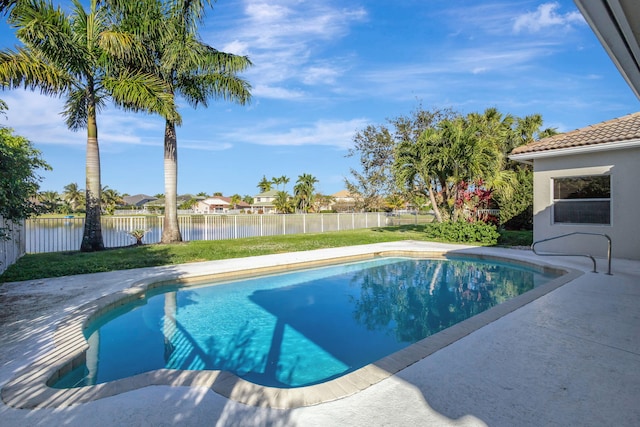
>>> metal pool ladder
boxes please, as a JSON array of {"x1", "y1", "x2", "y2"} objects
[{"x1": 531, "y1": 232, "x2": 612, "y2": 275}]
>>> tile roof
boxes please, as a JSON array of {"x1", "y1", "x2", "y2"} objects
[
  {"x1": 332, "y1": 190, "x2": 353, "y2": 198},
  {"x1": 510, "y1": 111, "x2": 640, "y2": 156}
]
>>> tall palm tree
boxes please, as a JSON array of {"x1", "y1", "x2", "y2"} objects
[
  {"x1": 273, "y1": 190, "x2": 292, "y2": 214},
  {"x1": 63, "y1": 182, "x2": 84, "y2": 212},
  {"x1": 393, "y1": 128, "x2": 445, "y2": 222},
  {"x1": 111, "y1": 0, "x2": 252, "y2": 243},
  {"x1": 294, "y1": 173, "x2": 318, "y2": 213},
  {"x1": 38, "y1": 190, "x2": 61, "y2": 213},
  {"x1": 280, "y1": 175, "x2": 290, "y2": 193},
  {"x1": 101, "y1": 186, "x2": 123, "y2": 214},
  {"x1": 230, "y1": 193, "x2": 241, "y2": 209},
  {"x1": 258, "y1": 175, "x2": 272, "y2": 193},
  {"x1": 271, "y1": 176, "x2": 283, "y2": 191},
  {"x1": 1, "y1": 0, "x2": 175, "y2": 251}
]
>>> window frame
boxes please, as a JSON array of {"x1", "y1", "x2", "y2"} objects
[{"x1": 551, "y1": 174, "x2": 611, "y2": 226}]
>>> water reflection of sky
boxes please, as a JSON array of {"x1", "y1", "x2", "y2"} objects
[{"x1": 54, "y1": 257, "x2": 559, "y2": 389}]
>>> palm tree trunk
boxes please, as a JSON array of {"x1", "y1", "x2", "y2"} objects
[
  {"x1": 81, "y1": 107, "x2": 104, "y2": 252},
  {"x1": 427, "y1": 183, "x2": 443, "y2": 223},
  {"x1": 161, "y1": 120, "x2": 182, "y2": 243}
]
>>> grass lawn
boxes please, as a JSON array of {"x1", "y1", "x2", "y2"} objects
[{"x1": 0, "y1": 225, "x2": 532, "y2": 283}]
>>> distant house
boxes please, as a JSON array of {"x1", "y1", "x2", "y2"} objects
[
  {"x1": 252, "y1": 190, "x2": 278, "y2": 214},
  {"x1": 510, "y1": 112, "x2": 640, "y2": 260},
  {"x1": 331, "y1": 190, "x2": 356, "y2": 213},
  {"x1": 144, "y1": 195, "x2": 201, "y2": 211},
  {"x1": 194, "y1": 196, "x2": 251, "y2": 214},
  {"x1": 122, "y1": 194, "x2": 158, "y2": 207}
]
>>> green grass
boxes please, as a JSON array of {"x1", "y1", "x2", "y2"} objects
[{"x1": 0, "y1": 226, "x2": 532, "y2": 283}]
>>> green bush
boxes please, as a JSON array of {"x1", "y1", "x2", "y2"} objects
[{"x1": 423, "y1": 221, "x2": 500, "y2": 245}]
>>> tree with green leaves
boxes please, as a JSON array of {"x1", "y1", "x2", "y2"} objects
[
  {"x1": 294, "y1": 173, "x2": 318, "y2": 213},
  {"x1": 272, "y1": 176, "x2": 282, "y2": 191},
  {"x1": 273, "y1": 191, "x2": 293, "y2": 214},
  {"x1": 345, "y1": 124, "x2": 396, "y2": 212},
  {"x1": 101, "y1": 186, "x2": 123, "y2": 215},
  {"x1": 63, "y1": 182, "x2": 84, "y2": 212},
  {"x1": 38, "y1": 190, "x2": 61, "y2": 212},
  {"x1": 257, "y1": 175, "x2": 272, "y2": 193},
  {"x1": 0, "y1": 120, "x2": 50, "y2": 232},
  {"x1": 107, "y1": 0, "x2": 252, "y2": 244},
  {"x1": 230, "y1": 194, "x2": 241, "y2": 209},
  {"x1": 1, "y1": 0, "x2": 176, "y2": 251}
]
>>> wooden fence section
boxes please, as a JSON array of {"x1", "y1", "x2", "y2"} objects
[
  {"x1": 25, "y1": 213, "x2": 428, "y2": 254},
  {"x1": 0, "y1": 217, "x2": 25, "y2": 274}
]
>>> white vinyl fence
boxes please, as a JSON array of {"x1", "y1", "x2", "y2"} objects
[
  {"x1": 0, "y1": 216, "x2": 26, "y2": 274},
  {"x1": 25, "y1": 213, "x2": 429, "y2": 254}
]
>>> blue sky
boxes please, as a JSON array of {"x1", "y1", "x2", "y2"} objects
[{"x1": 1, "y1": 0, "x2": 638, "y2": 198}]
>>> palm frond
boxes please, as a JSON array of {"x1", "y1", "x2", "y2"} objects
[
  {"x1": 62, "y1": 88, "x2": 89, "y2": 130},
  {"x1": 104, "y1": 70, "x2": 180, "y2": 123},
  {"x1": 0, "y1": 47, "x2": 72, "y2": 94}
]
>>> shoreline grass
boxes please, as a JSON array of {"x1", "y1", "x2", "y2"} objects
[{"x1": 0, "y1": 226, "x2": 532, "y2": 283}]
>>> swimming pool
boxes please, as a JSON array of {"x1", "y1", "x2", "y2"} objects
[{"x1": 52, "y1": 255, "x2": 560, "y2": 390}]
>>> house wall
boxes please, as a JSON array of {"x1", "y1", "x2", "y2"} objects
[{"x1": 533, "y1": 147, "x2": 640, "y2": 260}]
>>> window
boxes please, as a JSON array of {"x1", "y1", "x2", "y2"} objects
[{"x1": 553, "y1": 175, "x2": 610, "y2": 224}]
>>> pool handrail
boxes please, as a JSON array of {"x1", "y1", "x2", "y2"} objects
[{"x1": 531, "y1": 232, "x2": 612, "y2": 275}]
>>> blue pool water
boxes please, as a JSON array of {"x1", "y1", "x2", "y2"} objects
[{"x1": 54, "y1": 256, "x2": 559, "y2": 389}]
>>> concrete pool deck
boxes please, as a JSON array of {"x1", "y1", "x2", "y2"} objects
[{"x1": 0, "y1": 241, "x2": 638, "y2": 426}]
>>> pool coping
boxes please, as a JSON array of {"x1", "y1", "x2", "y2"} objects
[{"x1": 1, "y1": 244, "x2": 582, "y2": 410}]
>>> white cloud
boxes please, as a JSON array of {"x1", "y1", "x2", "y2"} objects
[
  {"x1": 252, "y1": 84, "x2": 306, "y2": 99},
  {"x1": 2, "y1": 92, "x2": 83, "y2": 146},
  {"x1": 2, "y1": 91, "x2": 164, "y2": 148},
  {"x1": 221, "y1": 40, "x2": 250, "y2": 56},
  {"x1": 206, "y1": 0, "x2": 367, "y2": 99},
  {"x1": 513, "y1": 2, "x2": 585, "y2": 33},
  {"x1": 180, "y1": 141, "x2": 233, "y2": 151},
  {"x1": 302, "y1": 65, "x2": 341, "y2": 85},
  {"x1": 223, "y1": 118, "x2": 370, "y2": 149}
]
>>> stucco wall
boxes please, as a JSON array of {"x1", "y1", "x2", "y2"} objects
[{"x1": 532, "y1": 147, "x2": 640, "y2": 261}]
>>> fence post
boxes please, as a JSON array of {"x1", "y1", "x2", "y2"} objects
[
  {"x1": 234, "y1": 215, "x2": 238, "y2": 239},
  {"x1": 283, "y1": 215, "x2": 286, "y2": 235}
]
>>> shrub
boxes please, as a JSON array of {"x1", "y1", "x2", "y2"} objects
[{"x1": 423, "y1": 221, "x2": 500, "y2": 245}]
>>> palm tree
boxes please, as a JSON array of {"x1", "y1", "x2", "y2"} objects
[
  {"x1": 258, "y1": 175, "x2": 272, "y2": 193},
  {"x1": 1, "y1": 0, "x2": 175, "y2": 251},
  {"x1": 272, "y1": 176, "x2": 282, "y2": 191},
  {"x1": 101, "y1": 186, "x2": 123, "y2": 215},
  {"x1": 109, "y1": 0, "x2": 252, "y2": 244},
  {"x1": 38, "y1": 190, "x2": 61, "y2": 213},
  {"x1": 280, "y1": 175, "x2": 290, "y2": 193},
  {"x1": 230, "y1": 194, "x2": 241, "y2": 209},
  {"x1": 273, "y1": 191, "x2": 293, "y2": 214},
  {"x1": 394, "y1": 131, "x2": 444, "y2": 223},
  {"x1": 386, "y1": 193, "x2": 405, "y2": 213},
  {"x1": 294, "y1": 173, "x2": 318, "y2": 213},
  {"x1": 63, "y1": 182, "x2": 84, "y2": 212}
]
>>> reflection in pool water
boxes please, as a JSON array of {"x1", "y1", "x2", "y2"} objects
[{"x1": 54, "y1": 257, "x2": 558, "y2": 389}]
